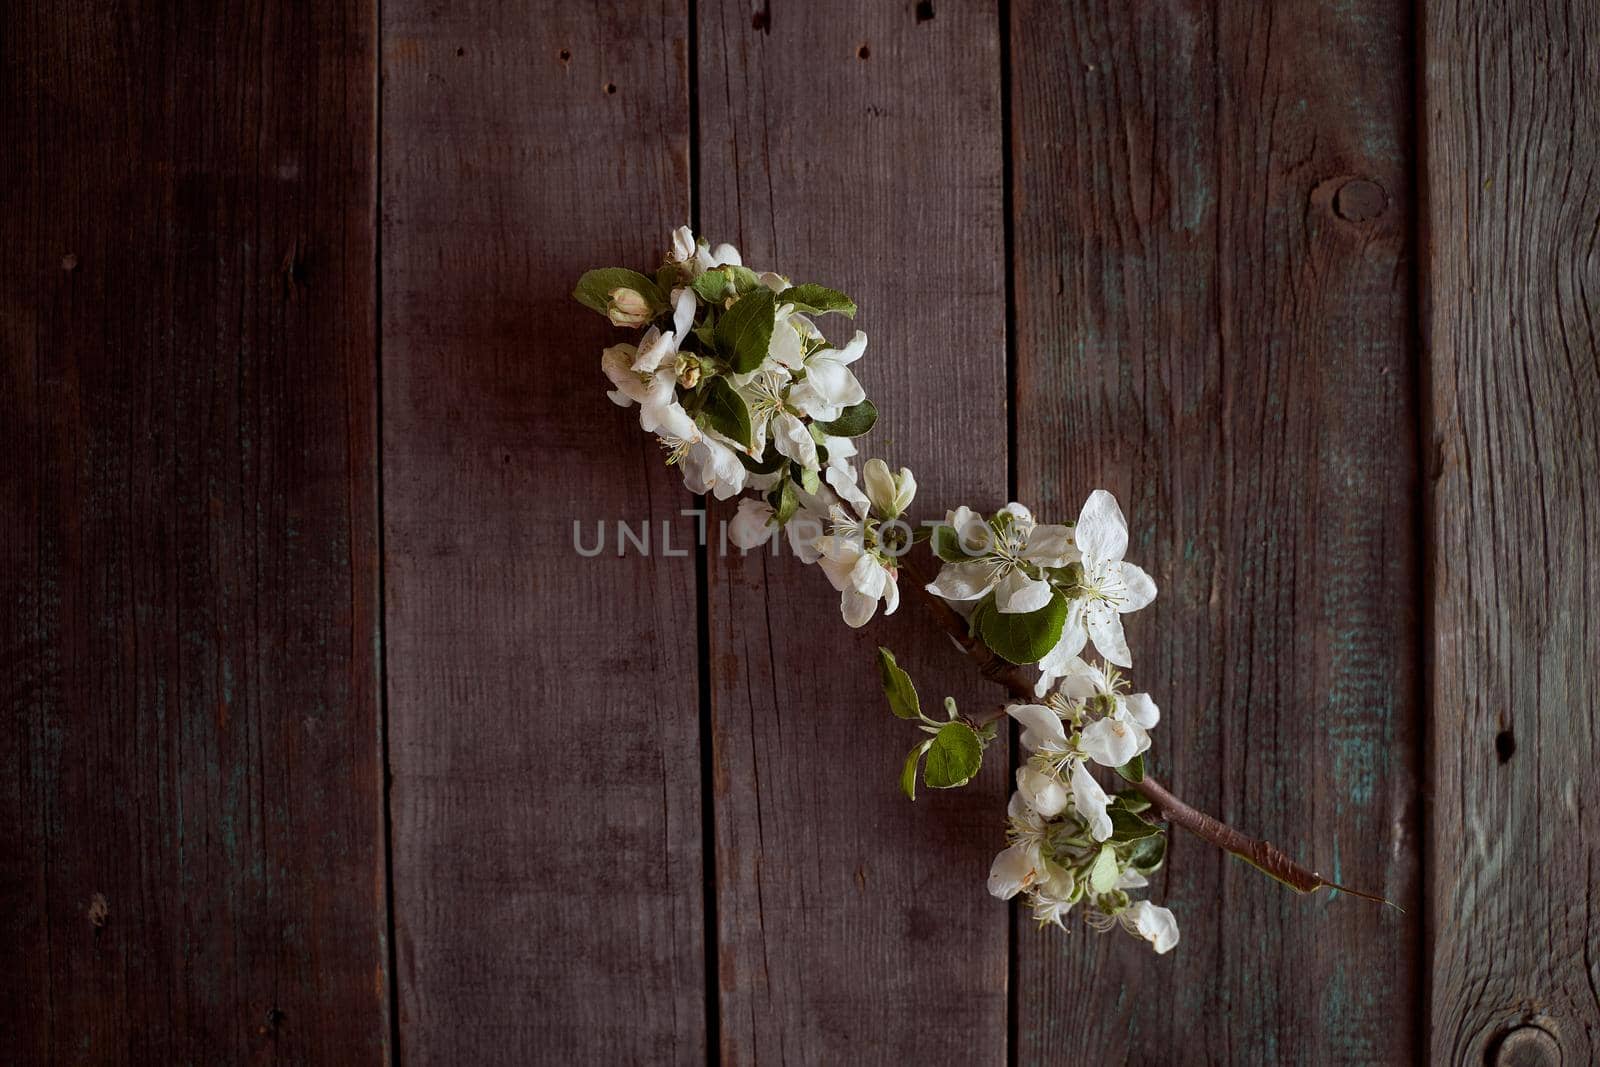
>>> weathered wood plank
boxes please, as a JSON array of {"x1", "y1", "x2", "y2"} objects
[
  {"x1": 0, "y1": 1, "x2": 387, "y2": 1060},
  {"x1": 697, "y1": 4, "x2": 1010, "y2": 1062},
  {"x1": 1010, "y1": 2, "x2": 1420, "y2": 1060},
  {"x1": 1424, "y1": 1, "x2": 1600, "y2": 1061},
  {"x1": 379, "y1": 4, "x2": 705, "y2": 1062}
]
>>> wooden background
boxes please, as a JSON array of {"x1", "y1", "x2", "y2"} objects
[{"x1": 3, "y1": 0, "x2": 1596, "y2": 1063}]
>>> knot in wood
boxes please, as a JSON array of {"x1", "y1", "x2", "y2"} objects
[
  {"x1": 1333, "y1": 178, "x2": 1387, "y2": 222},
  {"x1": 1489, "y1": 1024, "x2": 1562, "y2": 1067}
]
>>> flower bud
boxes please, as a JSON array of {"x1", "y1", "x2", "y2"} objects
[
  {"x1": 864, "y1": 459, "x2": 917, "y2": 519},
  {"x1": 864, "y1": 459, "x2": 896, "y2": 517},
  {"x1": 675, "y1": 354, "x2": 702, "y2": 389},
  {"x1": 606, "y1": 287, "x2": 653, "y2": 327}
]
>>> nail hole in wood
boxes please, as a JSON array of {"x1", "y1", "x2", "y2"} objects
[
  {"x1": 1495, "y1": 729, "x2": 1516, "y2": 764},
  {"x1": 751, "y1": 8, "x2": 769, "y2": 32},
  {"x1": 455, "y1": 46, "x2": 465, "y2": 57},
  {"x1": 857, "y1": 43, "x2": 871, "y2": 59},
  {"x1": 61, "y1": 253, "x2": 78, "y2": 272},
  {"x1": 559, "y1": 48, "x2": 571, "y2": 62},
  {"x1": 604, "y1": 82, "x2": 617, "y2": 95},
  {"x1": 916, "y1": 0, "x2": 935, "y2": 21}
]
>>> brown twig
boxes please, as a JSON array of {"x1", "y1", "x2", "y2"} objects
[{"x1": 896, "y1": 550, "x2": 1395, "y2": 907}]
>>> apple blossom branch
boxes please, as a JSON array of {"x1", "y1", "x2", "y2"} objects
[{"x1": 896, "y1": 551, "x2": 1397, "y2": 908}]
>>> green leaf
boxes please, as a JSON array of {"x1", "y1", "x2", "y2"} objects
[
  {"x1": 932, "y1": 524, "x2": 970, "y2": 563},
  {"x1": 573, "y1": 268, "x2": 667, "y2": 316},
  {"x1": 771, "y1": 477, "x2": 799, "y2": 527},
  {"x1": 692, "y1": 269, "x2": 736, "y2": 305},
  {"x1": 923, "y1": 722, "x2": 983, "y2": 789},
  {"x1": 1108, "y1": 807, "x2": 1162, "y2": 843},
  {"x1": 901, "y1": 739, "x2": 933, "y2": 801},
  {"x1": 778, "y1": 283, "x2": 857, "y2": 318},
  {"x1": 1089, "y1": 843, "x2": 1120, "y2": 894},
  {"x1": 713, "y1": 288, "x2": 777, "y2": 373},
  {"x1": 1127, "y1": 833, "x2": 1167, "y2": 875},
  {"x1": 736, "y1": 446, "x2": 784, "y2": 475},
  {"x1": 1114, "y1": 788, "x2": 1152, "y2": 814},
  {"x1": 974, "y1": 590, "x2": 1069, "y2": 665},
  {"x1": 811, "y1": 399, "x2": 877, "y2": 438},
  {"x1": 799, "y1": 464, "x2": 821, "y2": 495},
  {"x1": 877, "y1": 648, "x2": 921, "y2": 721},
  {"x1": 700, "y1": 377, "x2": 752, "y2": 449},
  {"x1": 1114, "y1": 753, "x2": 1145, "y2": 783}
]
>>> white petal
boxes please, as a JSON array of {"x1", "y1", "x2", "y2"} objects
[
  {"x1": 1054, "y1": 655, "x2": 1108, "y2": 700},
  {"x1": 947, "y1": 506, "x2": 993, "y2": 554},
  {"x1": 1007, "y1": 704, "x2": 1068, "y2": 753},
  {"x1": 669, "y1": 226, "x2": 696, "y2": 263},
  {"x1": 1070, "y1": 760, "x2": 1113, "y2": 841},
  {"x1": 771, "y1": 411, "x2": 819, "y2": 470},
  {"x1": 880, "y1": 574, "x2": 900, "y2": 616},
  {"x1": 1127, "y1": 901, "x2": 1180, "y2": 954},
  {"x1": 1113, "y1": 561, "x2": 1158, "y2": 613},
  {"x1": 711, "y1": 242, "x2": 742, "y2": 266},
  {"x1": 785, "y1": 511, "x2": 827, "y2": 564},
  {"x1": 1080, "y1": 716, "x2": 1142, "y2": 768},
  {"x1": 630, "y1": 326, "x2": 676, "y2": 373},
  {"x1": 848, "y1": 552, "x2": 888, "y2": 598},
  {"x1": 1086, "y1": 604, "x2": 1132, "y2": 667},
  {"x1": 803, "y1": 357, "x2": 866, "y2": 409},
  {"x1": 671, "y1": 286, "x2": 697, "y2": 337},
  {"x1": 840, "y1": 588, "x2": 877, "y2": 628},
  {"x1": 1033, "y1": 616, "x2": 1088, "y2": 697},
  {"x1": 925, "y1": 560, "x2": 997, "y2": 602},
  {"x1": 729, "y1": 499, "x2": 777, "y2": 549},
  {"x1": 1114, "y1": 869, "x2": 1149, "y2": 890},
  {"x1": 815, "y1": 535, "x2": 863, "y2": 591},
  {"x1": 994, "y1": 567, "x2": 1053, "y2": 614},
  {"x1": 1123, "y1": 692, "x2": 1160, "y2": 729},
  {"x1": 999, "y1": 502, "x2": 1034, "y2": 527},
  {"x1": 601, "y1": 345, "x2": 648, "y2": 404},
  {"x1": 768, "y1": 316, "x2": 806, "y2": 368},
  {"x1": 1017, "y1": 766, "x2": 1068, "y2": 818},
  {"x1": 1020, "y1": 524, "x2": 1077, "y2": 568},
  {"x1": 825, "y1": 465, "x2": 871, "y2": 518},
  {"x1": 987, "y1": 843, "x2": 1039, "y2": 900},
  {"x1": 821, "y1": 435, "x2": 857, "y2": 467},
  {"x1": 1075, "y1": 489, "x2": 1129, "y2": 566},
  {"x1": 828, "y1": 330, "x2": 868, "y2": 366}
]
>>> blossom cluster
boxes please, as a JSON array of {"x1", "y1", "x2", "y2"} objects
[
  {"x1": 925, "y1": 493, "x2": 1179, "y2": 953},
  {"x1": 577, "y1": 231, "x2": 1177, "y2": 954},
  {"x1": 578, "y1": 228, "x2": 909, "y2": 628}
]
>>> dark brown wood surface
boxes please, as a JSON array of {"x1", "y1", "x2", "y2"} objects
[
  {"x1": 1009, "y1": 2, "x2": 1422, "y2": 1061},
  {"x1": 696, "y1": 3, "x2": 1009, "y2": 1061},
  {"x1": 0, "y1": 1, "x2": 387, "y2": 1061},
  {"x1": 379, "y1": 3, "x2": 705, "y2": 1063},
  {"x1": 1424, "y1": 1, "x2": 1600, "y2": 1063},
  {"x1": 5, "y1": 0, "x2": 1599, "y2": 1062}
]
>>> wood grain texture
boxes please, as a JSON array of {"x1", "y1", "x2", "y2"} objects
[
  {"x1": 1424, "y1": 1, "x2": 1600, "y2": 1061},
  {"x1": 379, "y1": 3, "x2": 705, "y2": 1062},
  {"x1": 1010, "y1": 2, "x2": 1420, "y2": 1061},
  {"x1": 696, "y1": 3, "x2": 1010, "y2": 1062},
  {"x1": 0, "y1": 1, "x2": 386, "y2": 1061}
]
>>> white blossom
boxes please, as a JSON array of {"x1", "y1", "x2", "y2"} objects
[
  {"x1": 1060, "y1": 490, "x2": 1158, "y2": 667},
  {"x1": 815, "y1": 533, "x2": 899, "y2": 628},
  {"x1": 925, "y1": 502, "x2": 1076, "y2": 614},
  {"x1": 786, "y1": 331, "x2": 868, "y2": 422}
]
